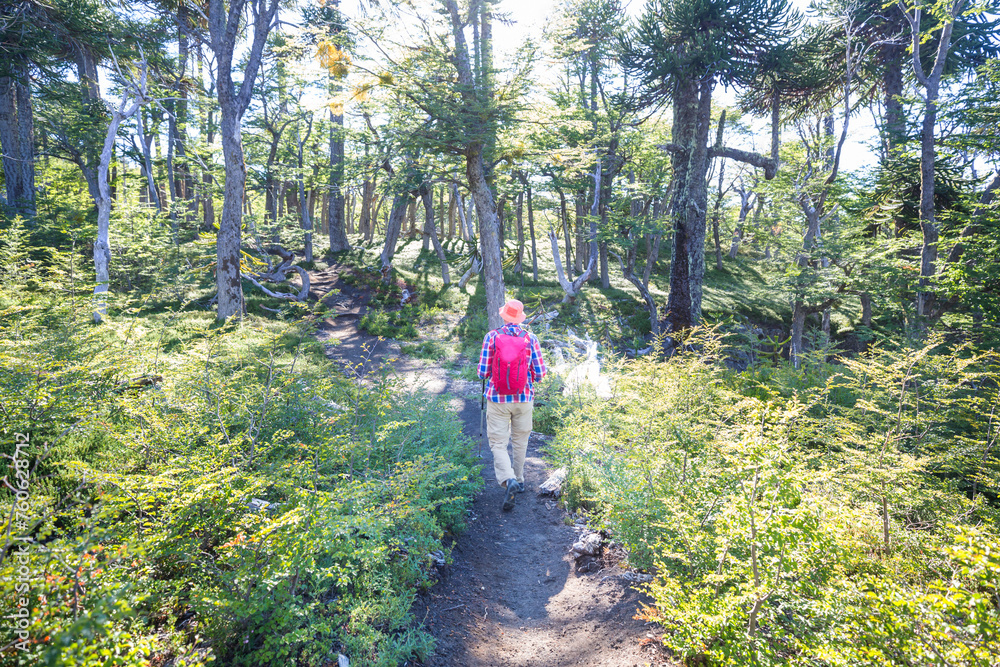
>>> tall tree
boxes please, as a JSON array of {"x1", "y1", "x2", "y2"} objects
[
  {"x1": 307, "y1": 1, "x2": 352, "y2": 254},
  {"x1": 93, "y1": 55, "x2": 151, "y2": 323},
  {"x1": 898, "y1": 0, "x2": 963, "y2": 320},
  {"x1": 371, "y1": 0, "x2": 527, "y2": 327},
  {"x1": 207, "y1": 0, "x2": 282, "y2": 320},
  {"x1": 622, "y1": 0, "x2": 793, "y2": 332},
  {"x1": 444, "y1": 0, "x2": 509, "y2": 327}
]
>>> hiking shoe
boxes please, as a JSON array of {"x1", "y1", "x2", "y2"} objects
[
  {"x1": 502, "y1": 479, "x2": 518, "y2": 511},
  {"x1": 515, "y1": 480, "x2": 526, "y2": 493}
]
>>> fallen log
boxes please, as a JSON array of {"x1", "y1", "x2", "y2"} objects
[
  {"x1": 538, "y1": 467, "x2": 567, "y2": 497},
  {"x1": 242, "y1": 265, "x2": 311, "y2": 301}
]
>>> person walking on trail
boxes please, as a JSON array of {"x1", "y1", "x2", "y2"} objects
[{"x1": 478, "y1": 299, "x2": 547, "y2": 512}]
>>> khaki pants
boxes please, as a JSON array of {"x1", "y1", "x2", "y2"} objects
[{"x1": 486, "y1": 400, "x2": 533, "y2": 486}]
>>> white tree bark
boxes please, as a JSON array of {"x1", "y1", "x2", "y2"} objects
[
  {"x1": 421, "y1": 183, "x2": 450, "y2": 284},
  {"x1": 458, "y1": 256, "x2": 481, "y2": 289},
  {"x1": 549, "y1": 230, "x2": 594, "y2": 303},
  {"x1": 243, "y1": 265, "x2": 310, "y2": 301},
  {"x1": 898, "y1": 0, "x2": 965, "y2": 319},
  {"x1": 93, "y1": 56, "x2": 150, "y2": 323},
  {"x1": 296, "y1": 118, "x2": 314, "y2": 262},
  {"x1": 208, "y1": 0, "x2": 281, "y2": 320},
  {"x1": 380, "y1": 193, "x2": 411, "y2": 270}
]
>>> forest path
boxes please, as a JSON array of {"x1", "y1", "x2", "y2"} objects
[{"x1": 311, "y1": 266, "x2": 668, "y2": 667}]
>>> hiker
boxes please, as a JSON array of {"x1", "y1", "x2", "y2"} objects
[{"x1": 478, "y1": 299, "x2": 547, "y2": 511}]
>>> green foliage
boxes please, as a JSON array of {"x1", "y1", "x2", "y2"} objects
[
  {"x1": 835, "y1": 526, "x2": 1000, "y2": 666},
  {"x1": 623, "y1": 0, "x2": 799, "y2": 98},
  {"x1": 549, "y1": 330, "x2": 1000, "y2": 665},
  {"x1": 0, "y1": 293, "x2": 480, "y2": 666},
  {"x1": 400, "y1": 340, "x2": 447, "y2": 360},
  {"x1": 530, "y1": 374, "x2": 573, "y2": 436},
  {"x1": 359, "y1": 306, "x2": 419, "y2": 339}
]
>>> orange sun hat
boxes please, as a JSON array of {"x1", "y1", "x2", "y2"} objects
[{"x1": 498, "y1": 299, "x2": 526, "y2": 324}]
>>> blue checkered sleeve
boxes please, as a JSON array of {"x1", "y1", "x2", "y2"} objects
[
  {"x1": 529, "y1": 333, "x2": 546, "y2": 383},
  {"x1": 477, "y1": 331, "x2": 494, "y2": 379}
]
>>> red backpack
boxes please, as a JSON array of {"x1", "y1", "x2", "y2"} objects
[{"x1": 491, "y1": 329, "x2": 531, "y2": 395}]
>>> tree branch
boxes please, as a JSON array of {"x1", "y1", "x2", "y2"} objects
[{"x1": 707, "y1": 146, "x2": 778, "y2": 180}]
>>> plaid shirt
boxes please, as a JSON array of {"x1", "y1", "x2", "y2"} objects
[{"x1": 478, "y1": 324, "x2": 547, "y2": 403}]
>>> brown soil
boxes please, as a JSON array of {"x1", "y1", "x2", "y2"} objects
[{"x1": 311, "y1": 266, "x2": 671, "y2": 667}]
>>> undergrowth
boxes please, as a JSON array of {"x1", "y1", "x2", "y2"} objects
[
  {"x1": 549, "y1": 330, "x2": 1000, "y2": 666},
  {"x1": 0, "y1": 243, "x2": 481, "y2": 667}
]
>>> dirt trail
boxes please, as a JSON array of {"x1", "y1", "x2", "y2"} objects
[{"x1": 312, "y1": 266, "x2": 668, "y2": 667}]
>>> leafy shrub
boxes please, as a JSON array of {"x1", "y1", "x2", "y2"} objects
[
  {"x1": 401, "y1": 340, "x2": 447, "y2": 360},
  {"x1": 530, "y1": 375, "x2": 571, "y2": 436},
  {"x1": 360, "y1": 307, "x2": 419, "y2": 339},
  {"x1": 0, "y1": 295, "x2": 480, "y2": 667},
  {"x1": 549, "y1": 330, "x2": 1000, "y2": 666}
]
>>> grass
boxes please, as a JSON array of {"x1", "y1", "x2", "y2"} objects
[{"x1": 400, "y1": 339, "x2": 449, "y2": 360}]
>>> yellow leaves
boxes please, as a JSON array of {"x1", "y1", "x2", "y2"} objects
[
  {"x1": 351, "y1": 83, "x2": 372, "y2": 103},
  {"x1": 316, "y1": 40, "x2": 351, "y2": 79},
  {"x1": 329, "y1": 100, "x2": 345, "y2": 115},
  {"x1": 239, "y1": 250, "x2": 268, "y2": 274}
]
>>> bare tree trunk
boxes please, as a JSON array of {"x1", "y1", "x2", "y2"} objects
[
  {"x1": 176, "y1": 4, "x2": 194, "y2": 225},
  {"x1": 458, "y1": 256, "x2": 481, "y2": 288},
  {"x1": 469, "y1": 151, "x2": 506, "y2": 329},
  {"x1": 790, "y1": 301, "x2": 806, "y2": 369},
  {"x1": 514, "y1": 191, "x2": 525, "y2": 275},
  {"x1": 371, "y1": 193, "x2": 384, "y2": 241},
  {"x1": 0, "y1": 68, "x2": 36, "y2": 218},
  {"x1": 588, "y1": 163, "x2": 601, "y2": 286},
  {"x1": 422, "y1": 186, "x2": 434, "y2": 251},
  {"x1": 711, "y1": 159, "x2": 726, "y2": 271},
  {"x1": 407, "y1": 198, "x2": 417, "y2": 239},
  {"x1": 201, "y1": 77, "x2": 216, "y2": 231},
  {"x1": 380, "y1": 192, "x2": 410, "y2": 269},
  {"x1": 15, "y1": 67, "x2": 34, "y2": 218},
  {"x1": 448, "y1": 187, "x2": 457, "y2": 239},
  {"x1": 899, "y1": 0, "x2": 963, "y2": 320},
  {"x1": 421, "y1": 182, "x2": 450, "y2": 284},
  {"x1": 93, "y1": 62, "x2": 149, "y2": 323},
  {"x1": 575, "y1": 192, "x2": 586, "y2": 273},
  {"x1": 685, "y1": 78, "x2": 714, "y2": 324},
  {"x1": 558, "y1": 188, "x2": 572, "y2": 269},
  {"x1": 454, "y1": 184, "x2": 475, "y2": 244},
  {"x1": 135, "y1": 110, "x2": 161, "y2": 214},
  {"x1": 296, "y1": 119, "x2": 313, "y2": 262},
  {"x1": 328, "y1": 104, "x2": 349, "y2": 253},
  {"x1": 496, "y1": 194, "x2": 507, "y2": 242},
  {"x1": 549, "y1": 230, "x2": 594, "y2": 303},
  {"x1": 729, "y1": 185, "x2": 754, "y2": 259},
  {"x1": 346, "y1": 189, "x2": 354, "y2": 234},
  {"x1": 360, "y1": 178, "x2": 374, "y2": 242},
  {"x1": 209, "y1": 0, "x2": 281, "y2": 320},
  {"x1": 527, "y1": 182, "x2": 538, "y2": 283},
  {"x1": 642, "y1": 234, "x2": 661, "y2": 289},
  {"x1": 446, "y1": 0, "x2": 505, "y2": 326},
  {"x1": 166, "y1": 92, "x2": 178, "y2": 235}
]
